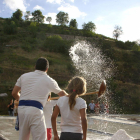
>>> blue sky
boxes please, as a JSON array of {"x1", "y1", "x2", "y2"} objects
[{"x1": 0, "y1": 0, "x2": 140, "y2": 42}]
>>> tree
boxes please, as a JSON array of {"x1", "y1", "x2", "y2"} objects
[
  {"x1": 56, "y1": 11, "x2": 69, "y2": 25},
  {"x1": 113, "y1": 25, "x2": 123, "y2": 40},
  {"x1": 11, "y1": 9, "x2": 23, "y2": 21},
  {"x1": 82, "y1": 21, "x2": 96, "y2": 32},
  {"x1": 25, "y1": 11, "x2": 31, "y2": 21},
  {"x1": 132, "y1": 44, "x2": 140, "y2": 51},
  {"x1": 69, "y1": 19, "x2": 78, "y2": 28},
  {"x1": 46, "y1": 17, "x2": 52, "y2": 24},
  {"x1": 31, "y1": 10, "x2": 44, "y2": 23}
]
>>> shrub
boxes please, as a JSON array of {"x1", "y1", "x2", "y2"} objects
[
  {"x1": 43, "y1": 35, "x2": 70, "y2": 54},
  {"x1": 101, "y1": 41, "x2": 112, "y2": 49},
  {"x1": 132, "y1": 44, "x2": 140, "y2": 51},
  {"x1": 124, "y1": 40, "x2": 135, "y2": 50},
  {"x1": 82, "y1": 30, "x2": 95, "y2": 37},
  {"x1": 3, "y1": 20, "x2": 17, "y2": 34},
  {"x1": 115, "y1": 40, "x2": 125, "y2": 49},
  {"x1": 46, "y1": 24, "x2": 52, "y2": 32},
  {"x1": 64, "y1": 30, "x2": 70, "y2": 35},
  {"x1": 28, "y1": 22, "x2": 38, "y2": 37}
]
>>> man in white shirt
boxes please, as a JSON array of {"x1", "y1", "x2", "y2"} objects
[
  {"x1": 88, "y1": 100, "x2": 95, "y2": 113},
  {"x1": 12, "y1": 57, "x2": 67, "y2": 140}
]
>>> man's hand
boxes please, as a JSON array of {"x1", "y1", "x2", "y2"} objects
[
  {"x1": 58, "y1": 90, "x2": 68, "y2": 97},
  {"x1": 54, "y1": 135, "x2": 59, "y2": 140}
]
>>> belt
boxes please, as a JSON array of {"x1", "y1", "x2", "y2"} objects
[{"x1": 19, "y1": 100, "x2": 43, "y2": 110}]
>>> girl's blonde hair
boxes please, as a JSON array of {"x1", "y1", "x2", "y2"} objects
[{"x1": 67, "y1": 76, "x2": 87, "y2": 110}]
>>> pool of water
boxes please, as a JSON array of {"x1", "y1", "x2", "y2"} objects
[
  {"x1": 87, "y1": 114, "x2": 140, "y2": 139},
  {"x1": 0, "y1": 114, "x2": 140, "y2": 140}
]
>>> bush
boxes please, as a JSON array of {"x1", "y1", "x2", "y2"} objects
[
  {"x1": 115, "y1": 40, "x2": 125, "y2": 49},
  {"x1": 3, "y1": 21, "x2": 17, "y2": 34},
  {"x1": 132, "y1": 44, "x2": 140, "y2": 51},
  {"x1": 101, "y1": 41, "x2": 112, "y2": 49},
  {"x1": 28, "y1": 22, "x2": 38, "y2": 37},
  {"x1": 43, "y1": 35, "x2": 71, "y2": 54},
  {"x1": 64, "y1": 30, "x2": 70, "y2": 35},
  {"x1": 46, "y1": 24, "x2": 52, "y2": 32},
  {"x1": 124, "y1": 40, "x2": 135, "y2": 50},
  {"x1": 82, "y1": 30, "x2": 96, "y2": 37}
]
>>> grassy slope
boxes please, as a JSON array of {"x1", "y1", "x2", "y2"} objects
[
  {"x1": 0, "y1": 47, "x2": 73, "y2": 115},
  {"x1": 0, "y1": 18, "x2": 140, "y2": 114}
]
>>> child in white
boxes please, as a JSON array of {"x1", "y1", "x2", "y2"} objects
[
  {"x1": 52, "y1": 76, "x2": 87, "y2": 140},
  {"x1": 44, "y1": 93, "x2": 57, "y2": 140}
]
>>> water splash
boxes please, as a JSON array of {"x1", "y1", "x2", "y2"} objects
[{"x1": 69, "y1": 41, "x2": 115, "y2": 92}]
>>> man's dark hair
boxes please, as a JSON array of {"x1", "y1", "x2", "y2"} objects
[{"x1": 35, "y1": 57, "x2": 49, "y2": 71}]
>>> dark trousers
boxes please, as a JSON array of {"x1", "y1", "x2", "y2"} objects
[
  {"x1": 60, "y1": 132, "x2": 82, "y2": 140},
  {"x1": 90, "y1": 110, "x2": 94, "y2": 113}
]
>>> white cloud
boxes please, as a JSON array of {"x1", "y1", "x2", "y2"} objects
[
  {"x1": 46, "y1": 0, "x2": 64, "y2": 4},
  {"x1": 44, "y1": 13, "x2": 57, "y2": 25},
  {"x1": 94, "y1": 7, "x2": 140, "y2": 42},
  {"x1": 120, "y1": 6, "x2": 140, "y2": 42},
  {"x1": 3, "y1": 0, "x2": 26, "y2": 12},
  {"x1": 33, "y1": 5, "x2": 45, "y2": 11},
  {"x1": 83, "y1": 0, "x2": 89, "y2": 5},
  {"x1": 69, "y1": 0, "x2": 74, "y2": 2},
  {"x1": 95, "y1": 16, "x2": 105, "y2": 22},
  {"x1": 57, "y1": 3, "x2": 87, "y2": 19}
]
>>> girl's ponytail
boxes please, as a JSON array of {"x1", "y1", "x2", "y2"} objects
[{"x1": 69, "y1": 90, "x2": 77, "y2": 110}]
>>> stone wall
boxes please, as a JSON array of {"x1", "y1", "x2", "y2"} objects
[{"x1": 46, "y1": 33, "x2": 94, "y2": 41}]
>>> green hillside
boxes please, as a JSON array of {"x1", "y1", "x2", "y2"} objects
[{"x1": 0, "y1": 17, "x2": 140, "y2": 115}]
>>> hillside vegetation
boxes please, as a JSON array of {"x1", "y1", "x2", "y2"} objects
[{"x1": 0, "y1": 16, "x2": 140, "y2": 115}]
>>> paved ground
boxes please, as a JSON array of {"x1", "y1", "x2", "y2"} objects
[
  {"x1": 1, "y1": 115, "x2": 140, "y2": 140},
  {"x1": 0, "y1": 116, "x2": 110, "y2": 140}
]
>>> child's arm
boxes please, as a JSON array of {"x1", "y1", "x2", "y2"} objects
[
  {"x1": 51, "y1": 105, "x2": 60, "y2": 140},
  {"x1": 80, "y1": 108, "x2": 87, "y2": 140}
]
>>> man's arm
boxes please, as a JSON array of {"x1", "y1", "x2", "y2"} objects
[
  {"x1": 12, "y1": 86, "x2": 21, "y2": 100},
  {"x1": 57, "y1": 90, "x2": 68, "y2": 97}
]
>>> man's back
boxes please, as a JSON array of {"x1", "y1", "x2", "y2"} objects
[{"x1": 16, "y1": 70, "x2": 61, "y2": 107}]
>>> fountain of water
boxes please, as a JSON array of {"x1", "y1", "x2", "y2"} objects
[
  {"x1": 69, "y1": 41, "x2": 140, "y2": 140},
  {"x1": 69, "y1": 40, "x2": 115, "y2": 93}
]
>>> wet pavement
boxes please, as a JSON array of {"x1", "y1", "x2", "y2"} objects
[{"x1": 1, "y1": 114, "x2": 140, "y2": 140}]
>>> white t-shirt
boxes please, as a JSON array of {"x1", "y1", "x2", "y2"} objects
[
  {"x1": 15, "y1": 70, "x2": 62, "y2": 107},
  {"x1": 44, "y1": 100, "x2": 57, "y2": 128},
  {"x1": 57, "y1": 96, "x2": 87, "y2": 133}
]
